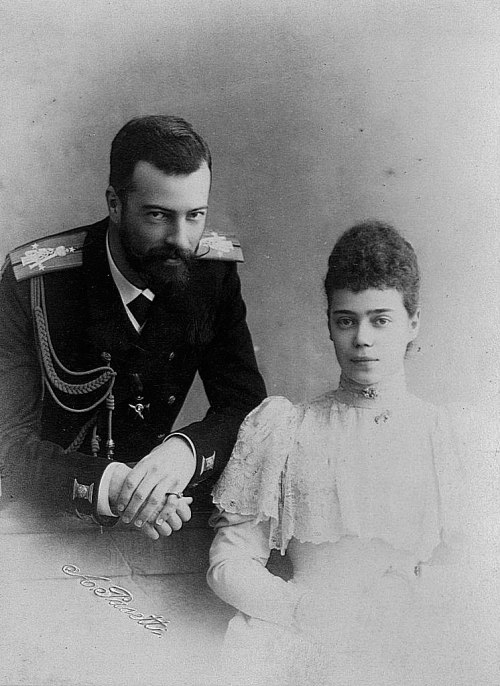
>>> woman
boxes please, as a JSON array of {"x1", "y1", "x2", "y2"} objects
[{"x1": 207, "y1": 222, "x2": 499, "y2": 685}]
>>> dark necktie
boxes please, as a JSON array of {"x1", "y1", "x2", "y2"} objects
[{"x1": 127, "y1": 293, "x2": 151, "y2": 328}]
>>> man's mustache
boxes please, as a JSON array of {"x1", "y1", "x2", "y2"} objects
[{"x1": 142, "y1": 246, "x2": 193, "y2": 264}]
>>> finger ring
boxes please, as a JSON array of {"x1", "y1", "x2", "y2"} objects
[{"x1": 166, "y1": 491, "x2": 183, "y2": 499}]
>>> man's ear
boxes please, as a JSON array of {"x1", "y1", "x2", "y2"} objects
[{"x1": 106, "y1": 186, "x2": 121, "y2": 222}]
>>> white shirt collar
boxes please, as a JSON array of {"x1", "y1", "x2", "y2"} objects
[{"x1": 106, "y1": 231, "x2": 155, "y2": 305}]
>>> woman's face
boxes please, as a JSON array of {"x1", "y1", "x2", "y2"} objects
[{"x1": 328, "y1": 288, "x2": 420, "y2": 386}]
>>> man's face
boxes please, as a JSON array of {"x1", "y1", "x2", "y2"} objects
[{"x1": 109, "y1": 160, "x2": 210, "y2": 292}]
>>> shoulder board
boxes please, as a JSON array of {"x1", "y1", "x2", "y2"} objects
[
  {"x1": 197, "y1": 230, "x2": 244, "y2": 263},
  {"x1": 9, "y1": 230, "x2": 87, "y2": 282}
]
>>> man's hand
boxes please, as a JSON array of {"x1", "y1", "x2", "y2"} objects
[
  {"x1": 107, "y1": 462, "x2": 166, "y2": 540},
  {"x1": 115, "y1": 437, "x2": 196, "y2": 537},
  {"x1": 108, "y1": 462, "x2": 132, "y2": 514}
]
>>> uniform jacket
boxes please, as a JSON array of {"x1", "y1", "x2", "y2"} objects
[{"x1": 0, "y1": 218, "x2": 266, "y2": 517}]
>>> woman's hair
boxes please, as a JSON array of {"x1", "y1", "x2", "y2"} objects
[{"x1": 324, "y1": 221, "x2": 420, "y2": 316}]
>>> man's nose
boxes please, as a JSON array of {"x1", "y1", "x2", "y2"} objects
[
  {"x1": 166, "y1": 217, "x2": 190, "y2": 251},
  {"x1": 354, "y1": 320, "x2": 373, "y2": 347}
]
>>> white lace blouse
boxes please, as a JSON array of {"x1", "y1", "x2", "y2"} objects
[
  {"x1": 208, "y1": 373, "x2": 499, "y2": 626},
  {"x1": 207, "y1": 381, "x2": 500, "y2": 685}
]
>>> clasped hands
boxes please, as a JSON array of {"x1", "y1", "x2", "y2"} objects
[{"x1": 108, "y1": 436, "x2": 196, "y2": 540}]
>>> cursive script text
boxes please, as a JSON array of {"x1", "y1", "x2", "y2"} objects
[{"x1": 62, "y1": 565, "x2": 170, "y2": 637}]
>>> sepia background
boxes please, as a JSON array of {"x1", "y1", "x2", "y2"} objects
[{"x1": 1, "y1": 0, "x2": 498, "y2": 411}]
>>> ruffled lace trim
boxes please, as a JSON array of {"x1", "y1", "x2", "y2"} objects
[{"x1": 212, "y1": 395, "x2": 354, "y2": 553}]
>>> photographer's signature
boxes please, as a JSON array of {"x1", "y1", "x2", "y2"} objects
[{"x1": 62, "y1": 564, "x2": 170, "y2": 637}]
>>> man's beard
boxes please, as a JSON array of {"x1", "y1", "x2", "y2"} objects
[
  {"x1": 121, "y1": 232, "x2": 194, "y2": 295},
  {"x1": 118, "y1": 220, "x2": 213, "y2": 345},
  {"x1": 135, "y1": 246, "x2": 193, "y2": 294}
]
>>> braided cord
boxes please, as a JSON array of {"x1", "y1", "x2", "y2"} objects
[
  {"x1": 63, "y1": 411, "x2": 99, "y2": 453},
  {"x1": 43, "y1": 375, "x2": 116, "y2": 413},
  {"x1": 31, "y1": 275, "x2": 116, "y2": 413}
]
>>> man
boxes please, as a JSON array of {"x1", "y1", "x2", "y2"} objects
[{"x1": 0, "y1": 115, "x2": 266, "y2": 540}]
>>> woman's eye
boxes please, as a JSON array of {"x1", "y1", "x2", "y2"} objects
[{"x1": 337, "y1": 318, "x2": 354, "y2": 329}]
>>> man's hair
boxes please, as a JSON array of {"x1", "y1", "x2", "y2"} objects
[
  {"x1": 109, "y1": 115, "x2": 212, "y2": 195},
  {"x1": 324, "y1": 220, "x2": 420, "y2": 316}
]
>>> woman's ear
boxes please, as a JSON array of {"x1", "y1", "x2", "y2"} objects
[
  {"x1": 409, "y1": 307, "x2": 421, "y2": 340},
  {"x1": 327, "y1": 308, "x2": 334, "y2": 342}
]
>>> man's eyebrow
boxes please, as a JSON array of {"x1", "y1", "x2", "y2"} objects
[{"x1": 142, "y1": 204, "x2": 208, "y2": 211}]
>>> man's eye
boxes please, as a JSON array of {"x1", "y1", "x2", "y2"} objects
[
  {"x1": 147, "y1": 211, "x2": 165, "y2": 219},
  {"x1": 374, "y1": 317, "x2": 391, "y2": 327},
  {"x1": 188, "y1": 211, "x2": 206, "y2": 221}
]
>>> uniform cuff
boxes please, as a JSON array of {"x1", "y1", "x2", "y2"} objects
[{"x1": 72, "y1": 459, "x2": 119, "y2": 527}]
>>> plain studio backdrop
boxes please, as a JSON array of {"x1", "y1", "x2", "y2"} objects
[{"x1": 0, "y1": 0, "x2": 498, "y2": 420}]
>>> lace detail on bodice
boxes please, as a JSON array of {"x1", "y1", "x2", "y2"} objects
[{"x1": 213, "y1": 393, "x2": 463, "y2": 557}]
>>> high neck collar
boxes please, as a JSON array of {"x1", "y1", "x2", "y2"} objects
[{"x1": 334, "y1": 372, "x2": 408, "y2": 409}]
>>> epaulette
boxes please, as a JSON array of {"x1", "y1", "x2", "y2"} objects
[
  {"x1": 197, "y1": 230, "x2": 244, "y2": 262},
  {"x1": 9, "y1": 229, "x2": 87, "y2": 281}
]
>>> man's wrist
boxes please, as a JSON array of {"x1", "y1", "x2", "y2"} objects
[
  {"x1": 162, "y1": 433, "x2": 196, "y2": 486},
  {"x1": 167, "y1": 432, "x2": 216, "y2": 487}
]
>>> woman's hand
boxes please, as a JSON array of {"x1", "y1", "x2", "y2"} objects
[
  {"x1": 153, "y1": 494, "x2": 193, "y2": 536},
  {"x1": 294, "y1": 587, "x2": 360, "y2": 647}
]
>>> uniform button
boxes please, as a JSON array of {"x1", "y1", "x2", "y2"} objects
[
  {"x1": 167, "y1": 395, "x2": 176, "y2": 405},
  {"x1": 168, "y1": 352, "x2": 175, "y2": 361}
]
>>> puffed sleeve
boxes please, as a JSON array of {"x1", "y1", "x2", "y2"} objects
[
  {"x1": 212, "y1": 395, "x2": 302, "y2": 551},
  {"x1": 436, "y1": 399, "x2": 500, "y2": 563},
  {"x1": 207, "y1": 397, "x2": 308, "y2": 627}
]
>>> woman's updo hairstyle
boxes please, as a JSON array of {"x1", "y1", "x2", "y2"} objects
[{"x1": 324, "y1": 221, "x2": 420, "y2": 317}]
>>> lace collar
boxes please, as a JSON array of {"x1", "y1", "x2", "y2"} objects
[{"x1": 334, "y1": 372, "x2": 408, "y2": 409}]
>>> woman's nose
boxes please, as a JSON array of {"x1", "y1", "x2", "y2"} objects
[{"x1": 354, "y1": 321, "x2": 373, "y2": 347}]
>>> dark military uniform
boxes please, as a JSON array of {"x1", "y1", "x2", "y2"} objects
[{"x1": 0, "y1": 218, "x2": 266, "y2": 522}]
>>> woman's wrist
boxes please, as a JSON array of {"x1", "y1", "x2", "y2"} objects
[
  {"x1": 292, "y1": 589, "x2": 317, "y2": 633},
  {"x1": 293, "y1": 588, "x2": 337, "y2": 643}
]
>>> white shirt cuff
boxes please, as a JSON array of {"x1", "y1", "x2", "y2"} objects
[{"x1": 96, "y1": 462, "x2": 121, "y2": 517}]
